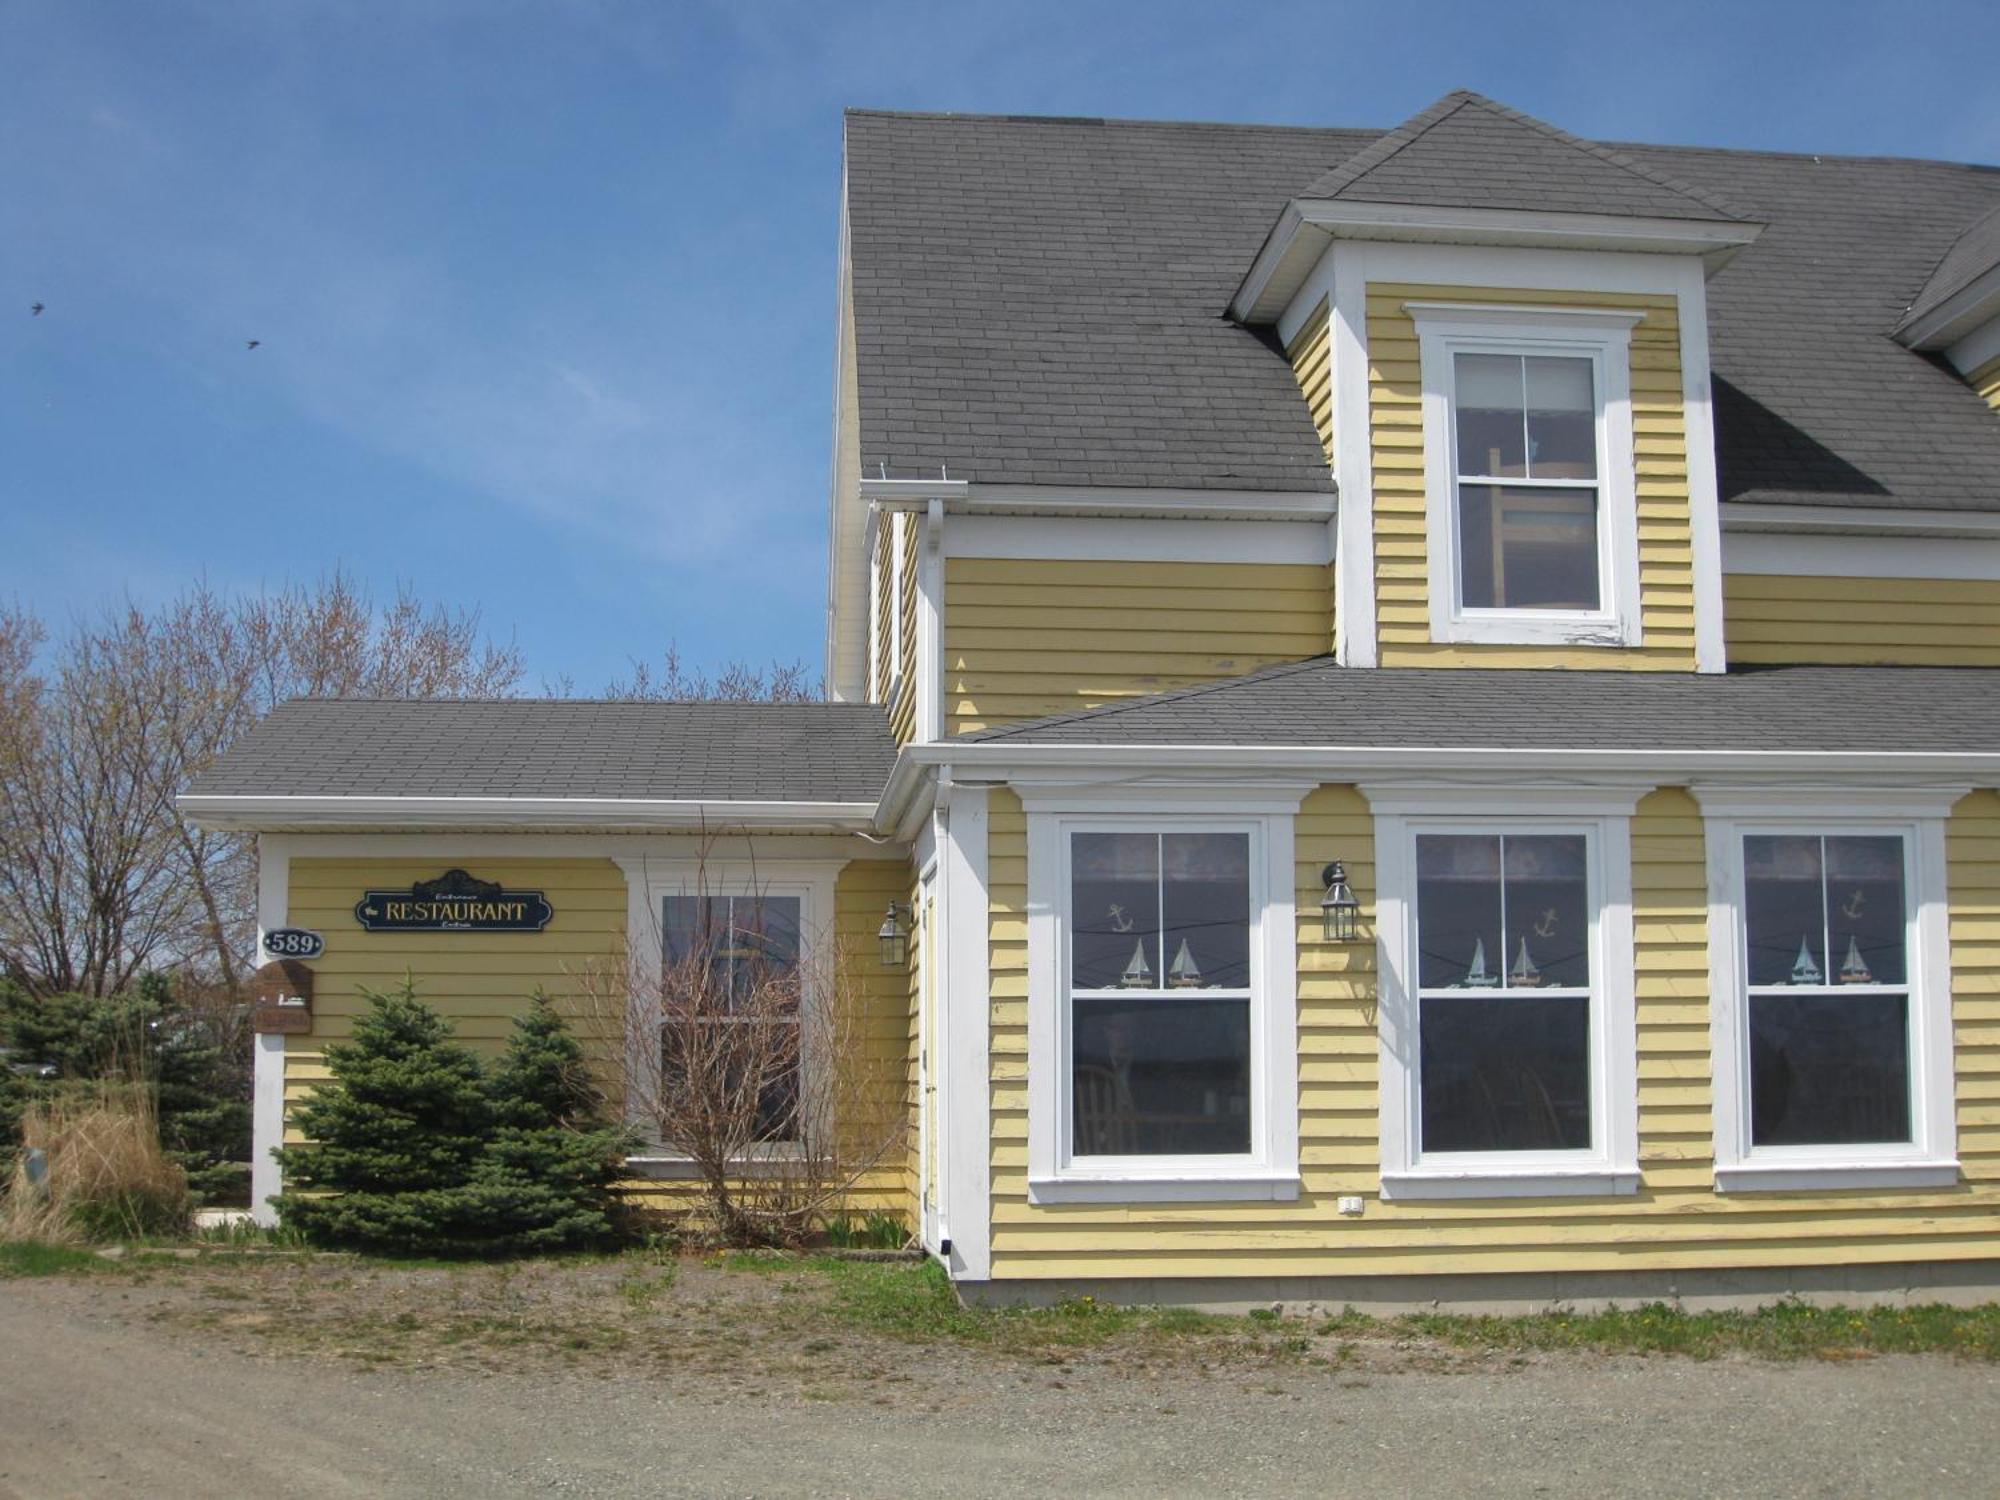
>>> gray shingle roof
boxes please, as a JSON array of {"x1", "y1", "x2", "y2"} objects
[
  {"x1": 186, "y1": 699, "x2": 897, "y2": 803},
  {"x1": 846, "y1": 103, "x2": 2000, "y2": 510},
  {"x1": 963, "y1": 657, "x2": 2000, "y2": 754},
  {"x1": 1298, "y1": 91, "x2": 1745, "y2": 223},
  {"x1": 1900, "y1": 198, "x2": 2000, "y2": 333}
]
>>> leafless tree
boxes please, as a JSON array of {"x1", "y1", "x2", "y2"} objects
[
  {"x1": 598, "y1": 643, "x2": 821, "y2": 703},
  {"x1": 0, "y1": 574, "x2": 524, "y2": 997},
  {"x1": 572, "y1": 853, "x2": 904, "y2": 1247}
]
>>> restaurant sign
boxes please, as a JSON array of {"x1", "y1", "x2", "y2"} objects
[{"x1": 354, "y1": 869, "x2": 554, "y2": 933}]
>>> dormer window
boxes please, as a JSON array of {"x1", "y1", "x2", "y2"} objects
[{"x1": 1410, "y1": 303, "x2": 1645, "y2": 649}]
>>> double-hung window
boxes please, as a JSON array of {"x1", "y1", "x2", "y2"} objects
[
  {"x1": 1411, "y1": 303, "x2": 1643, "y2": 648},
  {"x1": 1699, "y1": 795, "x2": 1959, "y2": 1191},
  {"x1": 662, "y1": 893, "x2": 802, "y2": 1141},
  {"x1": 1023, "y1": 795, "x2": 1302, "y2": 1203},
  {"x1": 1373, "y1": 792, "x2": 1640, "y2": 1198}
]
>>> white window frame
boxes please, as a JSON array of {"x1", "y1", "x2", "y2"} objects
[
  {"x1": 1021, "y1": 786, "x2": 1304, "y2": 1204},
  {"x1": 1369, "y1": 786, "x2": 1642, "y2": 1199},
  {"x1": 615, "y1": 858, "x2": 840, "y2": 1166},
  {"x1": 1695, "y1": 788, "x2": 1962, "y2": 1193},
  {"x1": 1410, "y1": 302, "x2": 1644, "y2": 650}
]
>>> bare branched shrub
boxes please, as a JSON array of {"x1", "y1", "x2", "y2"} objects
[
  {"x1": 572, "y1": 852, "x2": 903, "y2": 1247},
  {"x1": 2, "y1": 1082, "x2": 192, "y2": 1244}
]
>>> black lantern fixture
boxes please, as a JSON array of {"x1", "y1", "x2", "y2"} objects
[
  {"x1": 878, "y1": 902, "x2": 910, "y2": 969},
  {"x1": 1320, "y1": 861, "x2": 1361, "y2": 943}
]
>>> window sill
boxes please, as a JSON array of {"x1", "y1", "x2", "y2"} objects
[
  {"x1": 1715, "y1": 1160, "x2": 1961, "y2": 1193},
  {"x1": 1028, "y1": 1171, "x2": 1302, "y2": 1205},
  {"x1": 1433, "y1": 614, "x2": 1636, "y2": 649},
  {"x1": 1381, "y1": 1167, "x2": 1640, "y2": 1201}
]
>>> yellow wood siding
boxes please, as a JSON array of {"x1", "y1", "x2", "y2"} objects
[
  {"x1": 1973, "y1": 353, "x2": 2000, "y2": 413},
  {"x1": 890, "y1": 512, "x2": 919, "y2": 745},
  {"x1": 871, "y1": 518, "x2": 892, "y2": 703},
  {"x1": 1287, "y1": 297, "x2": 1334, "y2": 465},
  {"x1": 985, "y1": 787, "x2": 2000, "y2": 1282},
  {"x1": 1724, "y1": 574, "x2": 2000, "y2": 665},
  {"x1": 944, "y1": 558, "x2": 1333, "y2": 733},
  {"x1": 280, "y1": 858, "x2": 627, "y2": 1142},
  {"x1": 1366, "y1": 282, "x2": 1698, "y2": 670}
]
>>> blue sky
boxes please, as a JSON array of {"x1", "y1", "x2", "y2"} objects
[{"x1": 5, "y1": 1, "x2": 1997, "y2": 692}]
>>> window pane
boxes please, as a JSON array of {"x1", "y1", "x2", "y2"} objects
[
  {"x1": 1455, "y1": 353, "x2": 1526, "y2": 477},
  {"x1": 1071, "y1": 833, "x2": 1161, "y2": 990},
  {"x1": 1457, "y1": 485, "x2": 1601, "y2": 611},
  {"x1": 1750, "y1": 992, "x2": 1911, "y2": 1146},
  {"x1": 1523, "y1": 356, "x2": 1596, "y2": 480},
  {"x1": 1826, "y1": 836, "x2": 1906, "y2": 987},
  {"x1": 1503, "y1": 835, "x2": 1589, "y2": 989},
  {"x1": 1421, "y1": 994, "x2": 1591, "y2": 1152},
  {"x1": 1161, "y1": 832, "x2": 1250, "y2": 990},
  {"x1": 662, "y1": 895, "x2": 715, "y2": 970},
  {"x1": 1417, "y1": 835, "x2": 1503, "y2": 991},
  {"x1": 1072, "y1": 997, "x2": 1250, "y2": 1156},
  {"x1": 727, "y1": 896, "x2": 801, "y2": 1008},
  {"x1": 1744, "y1": 836, "x2": 1826, "y2": 987}
]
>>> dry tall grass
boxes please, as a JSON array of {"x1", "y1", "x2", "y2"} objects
[{"x1": 1, "y1": 1082, "x2": 191, "y2": 1243}]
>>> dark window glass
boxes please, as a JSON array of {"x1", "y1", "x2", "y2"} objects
[
  {"x1": 1416, "y1": 834, "x2": 1587, "y2": 992},
  {"x1": 1826, "y1": 836, "x2": 1906, "y2": 987},
  {"x1": 1416, "y1": 835, "x2": 1503, "y2": 992},
  {"x1": 1458, "y1": 486, "x2": 1601, "y2": 610},
  {"x1": 1455, "y1": 353, "x2": 1528, "y2": 477},
  {"x1": 1743, "y1": 836, "x2": 1827, "y2": 987},
  {"x1": 1750, "y1": 993, "x2": 1911, "y2": 1146},
  {"x1": 1503, "y1": 835, "x2": 1590, "y2": 989},
  {"x1": 1420, "y1": 994, "x2": 1591, "y2": 1152},
  {"x1": 660, "y1": 893, "x2": 801, "y2": 1140},
  {"x1": 1071, "y1": 997, "x2": 1251, "y2": 1156},
  {"x1": 1161, "y1": 832, "x2": 1250, "y2": 990},
  {"x1": 1070, "y1": 833, "x2": 1161, "y2": 990},
  {"x1": 1523, "y1": 356, "x2": 1597, "y2": 479}
]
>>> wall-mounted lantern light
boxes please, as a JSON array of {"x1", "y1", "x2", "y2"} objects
[
  {"x1": 1320, "y1": 862, "x2": 1361, "y2": 944},
  {"x1": 878, "y1": 902, "x2": 910, "y2": 969}
]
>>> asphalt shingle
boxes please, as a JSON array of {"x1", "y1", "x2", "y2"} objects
[
  {"x1": 186, "y1": 699, "x2": 897, "y2": 803},
  {"x1": 846, "y1": 103, "x2": 2000, "y2": 510}
]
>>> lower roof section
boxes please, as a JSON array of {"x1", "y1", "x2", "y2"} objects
[
  {"x1": 180, "y1": 698, "x2": 897, "y2": 832},
  {"x1": 959, "y1": 658, "x2": 2000, "y2": 756}
]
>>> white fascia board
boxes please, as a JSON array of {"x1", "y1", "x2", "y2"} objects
[
  {"x1": 1896, "y1": 263, "x2": 2000, "y2": 351},
  {"x1": 897, "y1": 741, "x2": 2000, "y2": 785},
  {"x1": 1719, "y1": 502, "x2": 2000, "y2": 538},
  {"x1": 870, "y1": 482, "x2": 1334, "y2": 521},
  {"x1": 176, "y1": 794, "x2": 882, "y2": 834},
  {"x1": 1726, "y1": 531, "x2": 2000, "y2": 582},
  {"x1": 1232, "y1": 199, "x2": 1762, "y2": 323},
  {"x1": 1945, "y1": 313, "x2": 2000, "y2": 379},
  {"x1": 944, "y1": 514, "x2": 1332, "y2": 565}
]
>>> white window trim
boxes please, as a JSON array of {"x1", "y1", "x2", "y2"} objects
[
  {"x1": 1693, "y1": 787, "x2": 1964, "y2": 1193},
  {"x1": 1410, "y1": 302, "x2": 1644, "y2": 650},
  {"x1": 1368, "y1": 785, "x2": 1642, "y2": 1200},
  {"x1": 1021, "y1": 785, "x2": 1305, "y2": 1204},
  {"x1": 613, "y1": 856, "x2": 842, "y2": 1159}
]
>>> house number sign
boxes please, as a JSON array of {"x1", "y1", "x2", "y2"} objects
[{"x1": 354, "y1": 868, "x2": 555, "y2": 933}]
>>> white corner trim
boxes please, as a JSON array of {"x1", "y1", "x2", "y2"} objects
[
  {"x1": 942, "y1": 514, "x2": 1333, "y2": 566},
  {"x1": 939, "y1": 781, "x2": 992, "y2": 1281},
  {"x1": 1697, "y1": 799, "x2": 1961, "y2": 1193},
  {"x1": 1412, "y1": 304, "x2": 1642, "y2": 650},
  {"x1": 249, "y1": 833, "x2": 292, "y2": 1227},
  {"x1": 1330, "y1": 241, "x2": 1379, "y2": 667},
  {"x1": 1674, "y1": 258, "x2": 1729, "y2": 673},
  {"x1": 1373, "y1": 805, "x2": 1640, "y2": 1198}
]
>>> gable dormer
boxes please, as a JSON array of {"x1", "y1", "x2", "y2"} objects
[
  {"x1": 1240, "y1": 92, "x2": 1760, "y2": 674},
  {"x1": 1896, "y1": 199, "x2": 2000, "y2": 412}
]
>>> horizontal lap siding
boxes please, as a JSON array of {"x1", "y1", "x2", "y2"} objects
[
  {"x1": 1725, "y1": 574, "x2": 2000, "y2": 665},
  {"x1": 945, "y1": 559, "x2": 1332, "y2": 734},
  {"x1": 890, "y1": 514, "x2": 919, "y2": 745},
  {"x1": 1287, "y1": 298, "x2": 1334, "y2": 465},
  {"x1": 1367, "y1": 283, "x2": 1698, "y2": 671},
  {"x1": 280, "y1": 858, "x2": 627, "y2": 1144},
  {"x1": 987, "y1": 788, "x2": 2000, "y2": 1281}
]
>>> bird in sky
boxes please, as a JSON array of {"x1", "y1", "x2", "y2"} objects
[
  {"x1": 245, "y1": 339, "x2": 261, "y2": 350},
  {"x1": 30, "y1": 302, "x2": 44, "y2": 316}
]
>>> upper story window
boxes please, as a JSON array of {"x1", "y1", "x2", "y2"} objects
[{"x1": 1411, "y1": 303, "x2": 1644, "y2": 649}]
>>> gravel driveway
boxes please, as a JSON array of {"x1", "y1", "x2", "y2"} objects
[{"x1": 3, "y1": 1272, "x2": 1998, "y2": 1499}]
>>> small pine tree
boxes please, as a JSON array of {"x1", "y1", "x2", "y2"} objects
[{"x1": 275, "y1": 985, "x2": 627, "y2": 1255}]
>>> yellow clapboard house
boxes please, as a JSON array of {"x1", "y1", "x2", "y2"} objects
[{"x1": 184, "y1": 90, "x2": 2000, "y2": 1310}]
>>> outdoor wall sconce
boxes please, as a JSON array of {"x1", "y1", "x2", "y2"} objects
[
  {"x1": 878, "y1": 902, "x2": 911, "y2": 969},
  {"x1": 1320, "y1": 862, "x2": 1362, "y2": 944}
]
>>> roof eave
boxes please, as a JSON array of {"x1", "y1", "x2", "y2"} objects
[
  {"x1": 175, "y1": 793, "x2": 883, "y2": 835},
  {"x1": 1230, "y1": 198, "x2": 1765, "y2": 326},
  {"x1": 1893, "y1": 262, "x2": 2000, "y2": 351}
]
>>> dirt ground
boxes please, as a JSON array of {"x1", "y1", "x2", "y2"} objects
[{"x1": 3, "y1": 1253, "x2": 1999, "y2": 1498}]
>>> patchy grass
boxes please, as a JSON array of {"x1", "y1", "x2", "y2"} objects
[{"x1": 0, "y1": 1240, "x2": 105, "y2": 1278}]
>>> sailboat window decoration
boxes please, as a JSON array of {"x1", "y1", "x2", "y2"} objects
[
  {"x1": 1790, "y1": 935, "x2": 1824, "y2": 986},
  {"x1": 1167, "y1": 939, "x2": 1203, "y2": 989},
  {"x1": 1119, "y1": 938, "x2": 1154, "y2": 989},
  {"x1": 1837, "y1": 934, "x2": 1873, "y2": 985}
]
